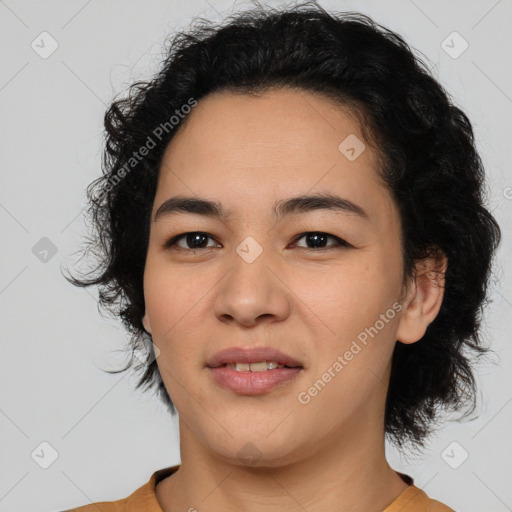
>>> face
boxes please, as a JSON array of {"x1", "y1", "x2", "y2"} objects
[{"x1": 142, "y1": 88, "x2": 424, "y2": 466}]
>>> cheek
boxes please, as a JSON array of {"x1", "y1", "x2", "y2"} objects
[
  {"x1": 143, "y1": 264, "x2": 207, "y2": 386},
  {"x1": 294, "y1": 271, "x2": 399, "y2": 424},
  {"x1": 292, "y1": 253, "x2": 400, "y2": 338},
  {"x1": 143, "y1": 257, "x2": 205, "y2": 335},
  {"x1": 289, "y1": 254, "x2": 402, "y2": 400}
]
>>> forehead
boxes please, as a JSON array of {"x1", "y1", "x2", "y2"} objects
[
  {"x1": 162, "y1": 88, "x2": 376, "y2": 170},
  {"x1": 155, "y1": 88, "x2": 396, "y2": 227}
]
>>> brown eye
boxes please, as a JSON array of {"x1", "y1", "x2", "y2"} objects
[
  {"x1": 165, "y1": 232, "x2": 219, "y2": 250},
  {"x1": 293, "y1": 232, "x2": 351, "y2": 249}
]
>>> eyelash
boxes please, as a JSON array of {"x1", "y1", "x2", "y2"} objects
[{"x1": 163, "y1": 231, "x2": 352, "y2": 252}]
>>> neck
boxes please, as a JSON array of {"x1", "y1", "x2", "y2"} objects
[{"x1": 156, "y1": 415, "x2": 409, "y2": 512}]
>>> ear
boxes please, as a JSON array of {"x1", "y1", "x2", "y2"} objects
[
  {"x1": 396, "y1": 249, "x2": 447, "y2": 344},
  {"x1": 142, "y1": 311, "x2": 152, "y2": 334}
]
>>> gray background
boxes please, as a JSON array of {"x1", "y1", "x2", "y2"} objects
[{"x1": 1, "y1": 0, "x2": 511, "y2": 510}]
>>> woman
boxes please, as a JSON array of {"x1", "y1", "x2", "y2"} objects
[{"x1": 64, "y1": 2, "x2": 501, "y2": 510}]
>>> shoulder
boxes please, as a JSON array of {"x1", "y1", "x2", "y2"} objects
[
  {"x1": 58, "y1": 465, "x2": 180, "y2": 512},
  {"x1": 384, "y1": 484, "x2": 455, "y2": 512}
]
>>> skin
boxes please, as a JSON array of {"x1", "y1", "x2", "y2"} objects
[{"x1": 141, "y1": 88, "x2": 446, "y2": 512}]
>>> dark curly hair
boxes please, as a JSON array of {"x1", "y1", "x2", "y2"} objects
[{"x1": 65, "y1": 1, "x2": 501, "y2": 450}]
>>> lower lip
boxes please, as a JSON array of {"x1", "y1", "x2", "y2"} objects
[{"x1": 207, "y1": 366, "x2": 302, "y2": 395}]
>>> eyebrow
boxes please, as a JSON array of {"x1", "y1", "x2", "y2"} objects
[{"x1": 153, "y1": 193, "x2": 369, "y2": 223}]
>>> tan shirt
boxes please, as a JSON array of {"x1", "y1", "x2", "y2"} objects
[{"x1": 62, "y1": 465, "x2": 454, "y2": 511}]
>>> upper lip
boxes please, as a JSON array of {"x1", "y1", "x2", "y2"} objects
[{"x1": 206, "y1": 346, "x2": 304, "y2": 368}]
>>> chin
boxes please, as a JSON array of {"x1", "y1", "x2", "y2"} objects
[{"x1": 205, "y1": 430, "x2": 307, "y2": 469}]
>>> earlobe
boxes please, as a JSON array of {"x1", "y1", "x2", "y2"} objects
[
  {"x1": 142, "y1": 312, "x2": 152, "y2": 334},
  {"x1": 396, "y1": 251, "x2": 447, "y2": 344}
]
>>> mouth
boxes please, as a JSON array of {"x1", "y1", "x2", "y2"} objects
[
  {"x1": 218, "y1": 361, "x2": 302, "y2": 371},
  {"x1": 205, "y1": 346, "x2": 304, "y2": 395},
  {"x1": 205, "y1": 345, "x2": 304, "y2": 370}
]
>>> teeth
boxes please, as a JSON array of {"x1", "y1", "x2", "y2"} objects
[
  {"x1": 249, "y1": 361, "x2": 267, "y2": 372},
  {"x1": 225, "y1": 361, "x2": 284, "y2": 371}
]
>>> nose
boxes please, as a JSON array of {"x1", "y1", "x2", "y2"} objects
[{"x1": 213, "y1": 248, "x2": 291, "y2": 328}]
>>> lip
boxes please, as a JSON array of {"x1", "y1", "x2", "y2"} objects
[
  {"x1": 205, "y1": 346, "x2": 304, "y2": 368},
  {"x1": 207, "y1": 366, "x2": 302, "y2": 395},
  {"x1": 205, "y1": 346, "x2": 304, "y2": 395}
]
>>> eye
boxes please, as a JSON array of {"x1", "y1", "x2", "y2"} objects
[
  {"x1": 164, "y1": 232, "x2": 220, "y2": 251},
  {"x1": 292, "y1": 232, "x2": 351, "y2": 250},
  {"x1": 163, "y1": 231, "x2": 352, "y2": 252}
]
